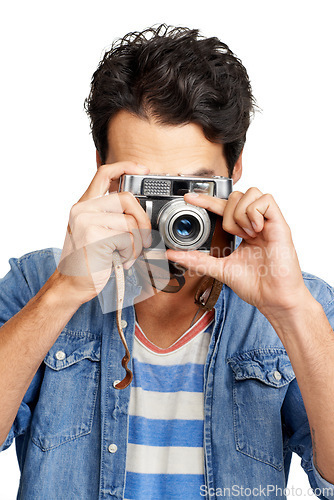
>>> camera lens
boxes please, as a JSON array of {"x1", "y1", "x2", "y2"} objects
[
  {"x1": 173, "y1": 215, "x2": 200, "y2": 240},
  {"x1": 158, "y1": 200, "x2": 211, "y2": 250}
]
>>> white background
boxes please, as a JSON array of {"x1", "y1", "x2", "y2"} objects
[{"x1": 0, "y1": 1, "x2": 333, "y2": 498}]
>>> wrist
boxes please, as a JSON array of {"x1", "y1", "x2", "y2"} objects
[
  {"x1": 260, "y1": 287, "x2": 320, "y2": 333},
  {"x1": 44, "y1": 270, "x2": 91, "y2": 310},
  {"x1": 264, "y1": 293, "x2": 334, "y2": 372}
]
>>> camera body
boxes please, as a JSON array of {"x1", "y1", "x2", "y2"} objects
[{"x1": 119, "y1": 173, "x2": 233, "y2": 252}]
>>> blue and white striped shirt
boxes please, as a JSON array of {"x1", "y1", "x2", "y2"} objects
[{"x1": 124, "y1": 310, "x2": 215, "y2": 499}]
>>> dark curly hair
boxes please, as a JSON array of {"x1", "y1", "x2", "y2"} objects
[{"x1": 84, "y1": 24, "x2": 257, "y2": 176}]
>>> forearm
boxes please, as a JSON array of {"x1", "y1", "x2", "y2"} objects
[
  {"x1": 0, "y1": 270, "x2": 82, "y2": 446},
  {"x1": 264, "y1": 292, "x2": 334, "y2": 483}
]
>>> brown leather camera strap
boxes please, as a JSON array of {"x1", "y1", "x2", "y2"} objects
[
  {"x1": 194, "y1": 276, "x2": 223, "y2": 311},
  {"x1": 112, "y1": 252, "x2": 133, "y2": 390}
]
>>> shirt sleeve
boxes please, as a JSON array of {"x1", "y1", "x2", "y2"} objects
[
  {"x1": 0, "y1": 255, "x2": 45, "y2": 452},
  {"x1": 282, "y1": 287, "x2": 334, "y2": 499},
  {"x1": 311, "y1": 455, "x2": 334, "y2": 498}
]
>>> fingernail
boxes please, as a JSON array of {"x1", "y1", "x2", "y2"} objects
[
  {"x1": 185, "y1": 192, "x2": 199, "y2": 197},
  {"x1": 124, "y1": 259, "x2": 135, "y2": 270},
  {"x1": 251, "y1": 221, "x2": 258, "y2": 231},
  {"x1": 137, "y1": 164, "x2": 149, "y2": 169},
  {"x1": 242, "y1": 227, "x2": 257, "y2": 238},
  {"x1": 145, "y1": 234, "x2": 152, "y2": 247}
]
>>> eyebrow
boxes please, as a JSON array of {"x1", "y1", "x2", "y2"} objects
[
  {"x1": 159, "y1": 168, "x2": 215, "y2": 177},
  {"x1": 191, "y1": 168, "x2": 215, "y2": 177}
]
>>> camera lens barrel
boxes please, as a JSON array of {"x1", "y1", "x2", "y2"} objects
[{"x1": 158, "y1": 200, "x2": 211, "y2": 250}]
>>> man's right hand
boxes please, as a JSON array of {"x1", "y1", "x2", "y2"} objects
[{"x1": 55, "y1": 161, "x2": 152, "y2": 304}]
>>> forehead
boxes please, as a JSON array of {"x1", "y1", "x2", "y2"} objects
[{"x1": 106, "y1": 110, "x2": 228, "y2": 176}]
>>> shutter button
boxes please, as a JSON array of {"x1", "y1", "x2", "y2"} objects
[
  {"x1": 55, "y1": 350, "x2": 66, "y2": 361},
  {"x1": 273, "y1": 370, "x2": 282, "y2": 381},
  {"x1": 108, "y1": 443, "x2": 118, "y2": 453}
]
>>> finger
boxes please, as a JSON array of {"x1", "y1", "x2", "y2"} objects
[
  {"x1": 233, "y1": 187, "x2": 263, "y2": 237},
  {"x1": 83, "y1": 227, "x2": 140, "y2": 271},
  {"x1": 246, "y1": 193, "x2": 286, "y2": 232},
  {"x1": 79, "y1": 162, "x2": 150, "y2": 202},
  {"x1": 59, "y1": 228, "x2": 138, "y2": 277},
  {"x1": 107, "y1": 214, "x2": 144, "y2": 261},
  {"x1": 184, "y1": 192, "x2": 228, "y2": 216},
  {"x1": 94, "y1": 213, "x2": 143, "y2": 260},
  {"x1": 116, "y1": 192, "x2": 152, "y2": 247},
  {"x1": 71, "y1": 212, "x2": 147, "y2": 253},
  {"x1": 71, "y1": 192, "x2": 152, "y2": 247},
  {"x1": 167, "y1": 249, "x2": 224, "y2": 282},
  {"x1": 220, "y1": 191, "x2": 254, "y2": 240}
]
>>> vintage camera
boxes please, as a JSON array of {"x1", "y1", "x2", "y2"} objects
[{"x1": 119, "y1": 173, "x2": 233, "y2": 252}]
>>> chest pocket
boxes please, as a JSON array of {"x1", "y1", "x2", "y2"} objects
[
  {"x1": 227, "y1": 348, "x2": 295, "y2": 471},
  {"x1": 31, "y1": 331, "x2": 101, "y2": 452}
]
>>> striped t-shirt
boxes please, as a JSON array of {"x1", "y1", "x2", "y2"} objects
[{"x1": 124, "y1": 310, "x2": 215, "y2": 500}]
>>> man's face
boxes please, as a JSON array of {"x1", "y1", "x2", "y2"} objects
[{"x1": 104, "y1": 110, "x2": 239, "y2": 180}]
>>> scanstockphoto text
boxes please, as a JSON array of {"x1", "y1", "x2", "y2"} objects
[{"x1": 200, "y1": 483, "x2": 334, "y2": 497}]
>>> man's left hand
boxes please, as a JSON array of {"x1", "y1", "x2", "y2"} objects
[{"x1": 167, "y1": 187, "x2": 312, "y2": 319}]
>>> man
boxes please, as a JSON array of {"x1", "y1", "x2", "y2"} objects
[{"x1": 0, "y1": 23, "x2": 334, "y2": 499}]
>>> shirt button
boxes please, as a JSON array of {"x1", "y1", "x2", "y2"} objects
[
  {"x1": 120, "y1": 320, "x2": 127, "y2": 329},
  {"x1": 273, "y1": 370, "x2": 282, "y2": 381},
  {"x1": 55, "y1": 350, "x2": 66, "y2": 361},
  {"x1": 108, "y1": 443, "x2": 118, "y2": 453},
  {"x1": 113, "y1": 380, "x2": 121, "y2": 388},
  {"x1": 128, "y1": 268, "x2": 133, "y2": 276}
]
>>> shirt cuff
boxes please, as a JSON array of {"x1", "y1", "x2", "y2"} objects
[
  {"x1": 311, "y1": 454, "x2": 334, "y2": 495},
  {"x1": 0, "y1": 428, "x2": 14, "y2": 452}
]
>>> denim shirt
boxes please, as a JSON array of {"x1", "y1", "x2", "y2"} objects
[{"x1": 1, "y1": 246, "x2": 334, "y2": 500}]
